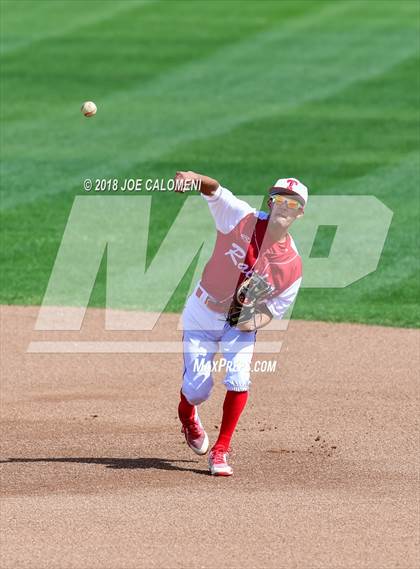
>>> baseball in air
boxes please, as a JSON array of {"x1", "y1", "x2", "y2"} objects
[{"x1": 81, "y1": 101, "x2": 97, "y2": 117}]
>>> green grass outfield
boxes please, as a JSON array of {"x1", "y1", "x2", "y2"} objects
[{"x1": 1, "y1": 0, "x2": 419, "y2": 327}]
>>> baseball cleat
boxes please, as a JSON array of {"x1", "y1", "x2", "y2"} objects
[
  {"x1": 208, "y1": 448, "x2": 233, "y2": 476},
  {"x1": 181, "y1": 409, "x2": 209, "y2": 455}
]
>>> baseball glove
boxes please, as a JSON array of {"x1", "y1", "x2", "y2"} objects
[{"x1": 226, "y1": 273, "x2": 273, "y2": 329}]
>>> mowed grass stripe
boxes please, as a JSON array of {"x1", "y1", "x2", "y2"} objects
[
  {"x1": 0, "y1": 0, "x2": 154, "y2": 55},
  {"x1": 3, "y1": 0, "x2": 416, "y2": 128},
  {"x1": 1, "y1": 1, "x2": 330, "y2": 206},
  {"x1": 2, "y1": 0, "x2": 418, "y2": 210},
  {"x1": 146, "y1": 55, "x2": 419, "y2": 189},
  {"x1": 1, "y1": 0, "x2": 326, "y2": 122}
]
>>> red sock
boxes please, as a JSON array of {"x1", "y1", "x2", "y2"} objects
[
  {"x1": 213, "y1": 390, "x2": 249, "y2": 452},
  {"x1": 178, "y1": 391, "x2": 195, "y2": 425}
]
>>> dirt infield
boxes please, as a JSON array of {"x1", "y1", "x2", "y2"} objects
[{"x1": 0, "y1": 305, "x2": 418, "y2": 569}]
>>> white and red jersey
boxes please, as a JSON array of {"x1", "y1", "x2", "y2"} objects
[{"x1": 200, "y1": 185, "x2": 302, "y2": 319}]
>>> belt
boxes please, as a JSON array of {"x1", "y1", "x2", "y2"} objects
[{"x1": 195, "y1": 285, "x2": 230, "y2": 314}]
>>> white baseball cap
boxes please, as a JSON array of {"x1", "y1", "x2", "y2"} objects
[{"x1": 269, "y1": 177, "x2": 309, "y2": 207}]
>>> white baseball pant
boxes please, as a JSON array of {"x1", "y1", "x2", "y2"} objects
[{"x1": 181, "y1": 283, "x2": 256, "y2": 405}]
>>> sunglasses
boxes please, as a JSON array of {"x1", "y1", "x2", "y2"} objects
[{"x1": 270, "y1": 194, "x2": 303, "y2": 210}]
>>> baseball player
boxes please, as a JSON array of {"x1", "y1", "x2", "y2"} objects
[{"x1": 175, "y1": 171, "x2": 308, "y2": 476}]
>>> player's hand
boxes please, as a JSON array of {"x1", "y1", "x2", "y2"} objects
[{"x1": 174, "y1": 171, "x2": 219, "y2": 196}]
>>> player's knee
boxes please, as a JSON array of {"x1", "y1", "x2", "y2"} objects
[
  {"x1": 182, "y1": 375, "x2": 214, "y2": 405},
  {"x1": 182, "y1": 385, "x2": 213, "y2": 405}
]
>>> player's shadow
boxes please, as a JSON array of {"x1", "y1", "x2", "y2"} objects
[{"x1": 1, "y1": 456, "x2": 209, "y2": 475}]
